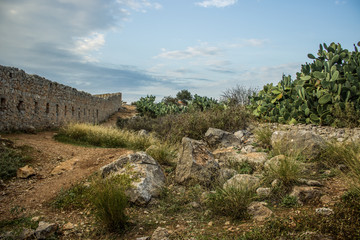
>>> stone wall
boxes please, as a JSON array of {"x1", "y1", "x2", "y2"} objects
[{"x1": 0, "y1": 65, "x2": 122, "y2": 131}]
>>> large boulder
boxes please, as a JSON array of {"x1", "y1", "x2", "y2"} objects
[
  {"x1": 175, "y1": 137, "x2": 220, "y2": 186},
  {"x1": 214, "y1": 150, "x2": 268, "y2": 170},
  {"x1": 101, "y1": 152, "x2": 166, "y2": 205},
  {"x1": 271, "y1": 130, "x2": 326, "y2": 160},
  {"x1": 205, "y1": 128, "x2": 241, "y2": 148}
]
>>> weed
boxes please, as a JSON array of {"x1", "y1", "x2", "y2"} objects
[
  {"x1": 280, "y1": 195, "x2": 298, "y2": 208},
  {"x1": 52, "y1": 182, "x2": 91, "y2": 210},
  {"x1": 146, "y1": 143, "x2": 177, "y2": 166},
  {"x1": 206, "y1": 185, "x2": 256, "y2": 220},
  {"x1": 0, "y1": 145, "x2": 33, "y2": 180},
  {"x1": 254, "y1": 127, "x2": 273, "y2": 150},
  {"x1": 226, "y1": 159, "x2": 254, "y2": 174},
  {"x1": 91, "y1": 174, "x2": 131, "y2": 233},
  {"x1": 264, "y1": 155, "x2": 302, "y2": 187}
]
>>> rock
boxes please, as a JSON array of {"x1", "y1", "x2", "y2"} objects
[
  {"x1": 34, "y1": 221, "x2": 58, "y2": 239},
  {"x1": 298, "y1": 178, "x2": 323, "y2": 187},
  {"x1": 298, "y1": 231, "x2": 333, "y2": 240},
  {"x1": 101, "y1": 152, "x2": 166, "y2": 205},
  {"x1": 138, "y1": 129, "x2": 149, "y2": 136},
  {"x1": 223, "y1": 174, "x2": 260, "y2": 190},
  {"x1": 136, "y1": 237, "x2": 150, "y2": 240},
  {"x1": 175, "y1": 137, "x2": 219, "y2": 187},
  {"x1": 63, "y1": 222, "x2": 75, "y2": 230},
  {"x1": 256, "y1": 187, "x2": 271, "y2": 198},
  {"x1": 315, "y1": 207, "x2": 334, "y2": 216},
  {"x1": 271, "y1": 130, "x2": 326, "y2": 160},
  {"x1": 151, "y1": 227, "x2": 169, "y2": 240},
  {"x1": 17, "y1": 165, "x2": 36, "y2": 178},
  {"x1": 241, "y1": 145, "x2": 256, "y2": 153},
  {"x1": 218, "y1": 168, "x2": 237, "y2": 184},
  {"x1": 205, "y1": 128, "x2": 241, "y2": 148},
  {"x1": 189, "y1": 201, "x2": 200, "y2": 208},
  {"x1": 248, "y1": 201, "x2": 273, "y2": 221},
  {"x1": 271, "y1": 179, "x2": 280, "y2": 188},
  {"x1": 264, "y1": 155, "x2": 286, "y2": 169},
  {"x1": 290, "y1": 186, "x2": 322, "y2": 204},
  {"x1": 51, "y1": 157, "x2": 79, "y2": 175},
  {"x1": 215, "y1": 151, "x2": 267, "y2": 170}
]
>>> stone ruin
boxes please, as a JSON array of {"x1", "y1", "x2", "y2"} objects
[{"x1": 0, "y1": 65, "x2": 122, "y2": 131}]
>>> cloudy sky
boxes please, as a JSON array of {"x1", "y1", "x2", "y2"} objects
[{"x1": 0, "y1": 0, "x2": 359, "y2": 102}]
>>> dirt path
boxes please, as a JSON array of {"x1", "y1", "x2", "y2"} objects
[{"x1": 0, "y1": 105, "x2": 137, "y2": 221}]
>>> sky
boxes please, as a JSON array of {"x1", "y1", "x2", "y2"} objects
[{"x1": 0, "y1": 0, "x2": 359, "y2": 103}]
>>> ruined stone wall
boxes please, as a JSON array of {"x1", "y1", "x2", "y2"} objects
[{"x1": 0, "y1": 65, "x2": 122, "y2": 131}]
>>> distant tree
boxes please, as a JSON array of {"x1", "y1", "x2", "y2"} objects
[
  {"x1": 221, "y1": 85, "x2": 258, "y2": 106},
  {"x1": 162, "y1": 96, "x2": 178, "y2": 105},
  {"x1": 176, "y1": 90, "x2": 192, "y2": 105}
]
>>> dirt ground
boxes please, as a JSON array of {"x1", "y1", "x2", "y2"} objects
[{"x1": 0, "y1": 105, "x2": 137, "y2": 222}]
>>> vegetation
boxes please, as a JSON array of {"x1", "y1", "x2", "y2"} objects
[
  {"x1": 0, "y1": 143, "x2": 33, "y2": 180},
  {"x1": 253, "y1": 126, "x2": 273, "y2": 150},
  {"x1": 206, "y1": 185, "x2": 256, "y2": 220},
  {"x1": 221, "y1": 84, "x2": 258, "y2": 106},
  {"x1": 250, "y1": 42, "x2": 360, "y2": 127},
  {"x1": 120, "y1": 105, "x2": 251, "y2": 143},
  {"x1": 134, "y1": 90, "x2": 220, "y2": 118}
]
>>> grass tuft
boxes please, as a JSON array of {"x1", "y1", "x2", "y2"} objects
[{"x1": 0, "y1": 144, "x2": 33, "y2": 180}]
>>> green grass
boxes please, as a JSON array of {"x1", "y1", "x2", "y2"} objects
[
  {"x1": 226, "y1": 159, "x2": 254, "y2": 174},
  {"x1": 254, "y1": 127, "x2": 273, "y2": 150},
  {"x1": 0, "y1": 145, "x2": 33, "y2": 180},
  {"x1": 52, "y1": 181, "x2": 92, "y2": 210}
]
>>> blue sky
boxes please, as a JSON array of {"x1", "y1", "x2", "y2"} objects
[{"x1": 0, "y1": 0, "x2": 359, "y2": 102}]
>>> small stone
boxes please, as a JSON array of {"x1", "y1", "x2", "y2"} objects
[
  {"x1": 63, "y1": 222, "x2": 75, "y2": 230},
  {"x1": 136, "y1": 237, "x2": 150, "y2": 240},
  {"x1": 256, "y1": 187, "x2": 271, "y2": 198},
  {"x1": 151, "y1": 227, "x2": 169, "y2": 240},
  {"x1": 320, "y1": 195, "x2": 332, "y2": 205},
  {"x1": 208, "y1": 221, "x2": 213, "y2": 226},
  {"x1": 31, "y1": 216, "x2": 40, "y2": 222},
  {"x1": 35, "y1": 221, "x2": 57, "y2": 239},
  {"x1": 17, "y1": 165, "x2": 36, "y2": 178},
  {"x1": 315, "y1": 207, "x2": 334, "y2": 216},
  {"x1": 189, "y1": 201, "x2": 200, "y2": 208},
  {"x1": 225, "y1": 221, "x2": 230, "y2": 225},
  {"x1": 248, "y1": 201, "x2": 273, "y2": 222}
]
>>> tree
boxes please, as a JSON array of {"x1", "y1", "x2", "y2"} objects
[{"x1": 176, "y1": 90, "x2": 192, "y2": 105}]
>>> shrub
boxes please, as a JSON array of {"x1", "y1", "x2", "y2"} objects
[
  {"x1": 206, "y1": 185, "x2": 256, "y2": 220},
  {"x1": 52, "y1": 182, "x2": 91, "y2": 210},
  {"x1": 221, "y1": 85, "x2": 258, "y2": 106},
  {"x1": 145, "y1": 143, "x2": 177, "y2": 166},
  {"x1": 250, "y1": 42, "x2": 360, "y2": 127},
  {"x1": 280, "y1": 195, "x2": 298, "y2": 208},
  {"x1": 121, "y1": 105, "x2": 251, "y2": 143},
  {"x1": 91, "y1": 174, "x2": 131, "y2": 233}
]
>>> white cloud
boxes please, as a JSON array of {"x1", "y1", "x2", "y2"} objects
[
  {"x1": 225, "y1": 38, "x2": 269, "y2": 48},
  {"x1": 154, "y1": 45, "x2": 220, "y2": 59},
  {"x1": 117, "y1": 0, "x2": 162, "y2": 12},
  {"x1": 195, "y1": 0, "x2": 237, "y2": 8},
  {"x1": 73, "y1": 32, "x2": 105, "y2": 62}
]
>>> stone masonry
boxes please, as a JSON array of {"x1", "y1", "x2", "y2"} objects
[{"x1": 0, "y1": 65, "x2": 122, "y2": 131}]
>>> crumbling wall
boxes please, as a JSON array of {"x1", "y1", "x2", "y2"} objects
[{"x1": 0, "y1": 65, "x2": 122, "y2": 131}]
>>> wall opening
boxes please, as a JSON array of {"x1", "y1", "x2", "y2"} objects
[
  {"x1": 0, "y1": 98, "x2": 6, "y2": 111},
  {"x1": 72, "y1": 106, "x2": 74, "y2": 116},
  {"x1": 46, "y1": 103, "x2": 50, "y2": 114},
  {"x1": 64, "y1": 106, "x2": 67, "y2": 116},
  {"x1": 56, "y1": 104, "x2": 59, "y2": 117},
  {"x1": 17, "y1": 100, "x2": 25, "y2": 113},
  {"x1": 96, "y1": 109, "x2": 99, "y2": 121},
  {"x1": 78, "y1": 108, "x2": 80, "y2": 119},
  {"x1": 34, "y1": 101, "x2": 39, "y2": 113}
]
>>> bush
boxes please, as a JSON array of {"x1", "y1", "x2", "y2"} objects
[
  {"x1": 121, "y1": 105, "x2": 251, "y2": 143},
  {"x1": 221, "y1": 85, "x2": 258, "y2": 106},
  {"x1": 280, "y1": 195, "x2": 298, "y2": 208},
  {"x1": 250, "y1": 42, "x2": 360, "y2": 127},
  {"x1": 52, "y1": 182, "x2": 91, "y2": 210},
  {"x1": 206, "y1": 185, "x2": 256, "y2": 220},
  {"x1": 91, "y1": 175, "x2": 131, "y2": 233},
  {"x1": 145, "y1": 143, "x2": 177, "y2": 166}
]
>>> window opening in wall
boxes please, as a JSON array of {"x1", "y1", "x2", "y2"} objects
[
  {"x1": 72, "y1": 106, "x2": 75, "y2": 116},
  {"x1": 96, "y1": 109, "x2": 99, "y2": 120},
  {"x1": 56, "y1": 104, "x2": 59, "y2": 117},
  {"x1": 0, "y1": 98, "x2": 6, "y2": 111},
  {"x1": 17, "y1": 100, "x2": 25, "y2": 112},
  {"x1": 34, "y1": 101, "x2": 39, "y2": 113},
  {"x1": 64, "y1": 106, "x2": 67, "y2": 116},
  {"x1": 78, "y1": 108, "x2": 80, "y2": 119},
  {"x1": 88, "y1": 109, "x2": 90, "y2": 116},
  {"x1": 46, "y1": 103, "x2": 50, "y2": 114}
]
